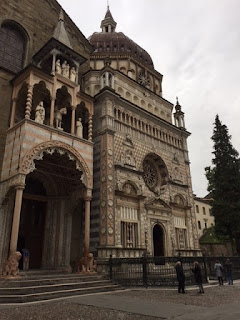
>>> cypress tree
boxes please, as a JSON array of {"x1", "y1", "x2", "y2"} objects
[{"x1": 205, "y1": 115, "x2": 240, "y2": 254}]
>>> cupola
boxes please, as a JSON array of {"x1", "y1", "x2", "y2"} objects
[{"x1": 100, "y1": 6, "x2": 117, "y2": 33}]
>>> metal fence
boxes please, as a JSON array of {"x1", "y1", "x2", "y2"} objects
[{"x1": 108, "y1": 256, "x2": 240, "y2": 287}]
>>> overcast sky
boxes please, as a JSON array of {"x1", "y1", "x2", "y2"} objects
[{"x1": 58, "y1": 0, "x2": 240, "y2": 197}]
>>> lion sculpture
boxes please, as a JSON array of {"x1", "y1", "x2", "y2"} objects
[
  {"x1": 77, "y1": 253, "x2": 97, "y2": 273},
  {"x1": 2, "y1": 251, "x2": 22, "y2": 277}
]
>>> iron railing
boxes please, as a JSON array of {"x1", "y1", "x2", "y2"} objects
[{"x1": 108, "y1": 255, "x2": 240, "y2": 287}]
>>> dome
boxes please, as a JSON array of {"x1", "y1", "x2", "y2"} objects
[
  {"x1": 89, "y1": 32, "x2": 154, "y2": 68},
  {"x1": 88, "y1": 7, "x2": 154, "y2": 69}
]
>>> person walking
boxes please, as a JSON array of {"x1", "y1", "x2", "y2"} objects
[
  {"x1": 225, "y1": 259, "x2": 233, "y2": 285},
  {"x1": 214, "y1": 260, "x2": 224, "y2": 285},
  {"x1": 192, "y1": 261, "x2": 204, "y2": 293},
  {"x1": 175, "y1": 261, "x2": 185, "y2": 293}
]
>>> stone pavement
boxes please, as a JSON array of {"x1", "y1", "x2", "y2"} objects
[{"x1": 0, "y1": 281, "x2": 240, "y2": 319}]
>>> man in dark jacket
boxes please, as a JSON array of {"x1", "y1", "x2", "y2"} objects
[{"x1": 176, "y1": 261, "x2": 185, "y2": 293}]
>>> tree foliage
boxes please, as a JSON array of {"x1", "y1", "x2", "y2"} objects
[{"x1": 205, "y1": 115, "x2": 240, "y2": 253}]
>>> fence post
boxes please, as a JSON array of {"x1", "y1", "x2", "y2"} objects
[
  {"x1": 203, "y1": 255, "x2": 208, "y2": 283},
  {"x1": 109, "y1": 255, "x2": 113, "y2": 280},
  {"x1": 142, "y1": 254, "x2": 148, "y2": 288}
]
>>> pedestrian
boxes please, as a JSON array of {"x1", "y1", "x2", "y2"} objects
[
  {"x1": 225, "y1": 259, "x2": 233, "y2": 285},
  {"x1": 214, "y1": 260, "x2": 224, "y2": 285},
  {"x1": 192, "y1": 261, "x2": 204, "y2": 293},
  {"x1": 175, "y1": 261, "x2": 185, "y2": 293}
]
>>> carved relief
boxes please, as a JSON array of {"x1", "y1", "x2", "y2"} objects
[
  {"x1": 20, "y1": 141, "x2": 92, "y2": 188},
  {"x1": 120, "y1": 149, "x2": 136, "y2": 167},
  {"x1": 100, "y1": 133, "x2": 115, "y2": 246},
  {"x1": 122, "y1": 182, "x2": 137, "y2": 195}
]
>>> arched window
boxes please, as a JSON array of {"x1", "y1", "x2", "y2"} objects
[{"x1": 0, "y1": 22, "x2": 27, "y2": 73}]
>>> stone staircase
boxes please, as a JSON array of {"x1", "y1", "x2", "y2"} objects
[{"x1": 0, "y1": 272, "x2": 124, "y2": 304}]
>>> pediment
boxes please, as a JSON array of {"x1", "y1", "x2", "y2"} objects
[{"x1": 145, "y1": 197, "x2": 171, "y2": 209}]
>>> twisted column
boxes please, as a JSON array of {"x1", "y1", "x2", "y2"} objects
[
  {"x1": 88, "y1": 114, "x2": 93, "y2": 142},
  {"x1": 25, "y1": 84, "x2": 33, "y2": 119}
]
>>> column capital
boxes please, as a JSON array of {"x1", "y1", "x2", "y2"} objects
[
  {"x1": 85, "y1": 188, "x2": 92, "y2": 199},
  {"x1": 84, "y1": 196, "x2": 92, "y2": 202},
  {"x1": 15, "y1": 184, "x2": 25, "y2": 190}
]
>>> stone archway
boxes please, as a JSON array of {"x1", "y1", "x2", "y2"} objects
[
  {"x1": 18, "y1": 147, "x2": 88, "y2": 270},
  {"x1": 153, "y1": 224, "x2": 165, "y2": 256},
  {"x1": 20, "y1": 140, "x2": 92, "y2": 189},
  {"x1": 10, "y1": 141, "x2": 93, "y2": 271}
]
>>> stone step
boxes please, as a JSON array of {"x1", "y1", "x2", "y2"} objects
[
  {"x1": 0, "y1": 279, "x2": 112, "y2": 295},
  {"x1": 0, "y1": 283, "x2": 123, "y2": 303},
  {"x1": 0, "y1": 273, "x2": 124, "y2": 304},
  {"x1": 0, "y1": 274, "x2": 104, "y2": 288}
]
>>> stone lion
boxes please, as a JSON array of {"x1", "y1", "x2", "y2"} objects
[
  {"x1": 2, "y1": 251, "x2": 22, "y2": 277},
  {"x1": 77, "y1": 253, "x2": 97, "y2": 273}
]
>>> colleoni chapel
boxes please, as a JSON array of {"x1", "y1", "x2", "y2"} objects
[{"x1": 0, "y1": 0, "x2": 201, "y2": 273}]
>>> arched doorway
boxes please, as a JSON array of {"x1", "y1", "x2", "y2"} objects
[
  {"x1": 18, "y1": 148, "x2": 87, "y2": 270},
  {"x1": 153, "y1": 224, "x2": 165, "y2": 256}
]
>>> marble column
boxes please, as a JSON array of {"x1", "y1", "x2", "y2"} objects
[
  {"x1": 9, "y1": 186, "x2": 25, "y2": 254},
  {"x1": 51, "y1": 52, "x2": 56, "y2": 75},
  {"x1": 50, "y1": 97, "x2": 55, "y2": 127},
  {"x1": 71, "y1": 106, "x2": 76, "y2": 135},
  {"x1": 10, "y1": 98, "x2": 17, "y2": 128},
  {"x1": 84, "y1": 196, "x2": 91, "y2": 257}
]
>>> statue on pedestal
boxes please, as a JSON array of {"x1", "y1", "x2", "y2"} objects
[
  {"x1": 70, "y1": 67, "x2": 76, "y2": 82},
  {"x1": 35, "y1": 101, "x2": 45, "y2": 124},
  {"x1": 55, "y1": 59, "x2": 62, "y2": 74},
  {"x1": 76, "y1": 118, "x2": 83, "y2": 138},
  {"x1": 54, "y1": 107, "x2": 67, "y2": 130},
  {"x1": 62, "y1": 61, "x2": 70, "y2": 78}
]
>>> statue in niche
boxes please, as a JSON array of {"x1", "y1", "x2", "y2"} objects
[
  {"x1": 76, "y1": 118, "x2": 83, "y2": 138},
  {"x1": 62, "y1": 61, "x2": 70, "y2": 78},
  {"x1": 125, "y1": 150, "x2": 136, "y2": 167},
  {"x1": 35, "y1": 101, "x2": 45, "y2": 124},
  {"x1": 55, "y1": 59, "x2": 62, "y2": 74},
  {"x1": 70, "y1": 67, "x2": 76, "y2": 82},
  {"x1": 54, "y1": 106, "x2": 67, "y2": 130}
]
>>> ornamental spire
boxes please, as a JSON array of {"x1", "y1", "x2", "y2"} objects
[
  {"x1": 53, "y1": 9, "x2": 73, "y2": 49},
  {"x1": 101, "y1": 3, "x2": 117, "y2": 32}
]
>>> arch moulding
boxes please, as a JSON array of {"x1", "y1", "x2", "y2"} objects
[{"x1": 20, "y1": 140, "x2": 92, "y2": 189}]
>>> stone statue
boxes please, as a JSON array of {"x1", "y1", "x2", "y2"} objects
[
  {"x1": 65, "y1": 63, "x2": 70, "y2": 78},
  {"x1": 76, "y1": 118, "x2": 83, "y2": 138},
  {"x1": 2, "y1": 251, "x2": 22, "y2": 277},
  {"x1": 77, "y1": 253, "x2": 97, "y2": 273},
  {"x1": 54, "y1": 107, "x2": 67, "y2": 130},
  {"x1": 55, "y1": 59, "x2": 62, "y2": 74},
  {"x1": 62, "y1": 60, "x2": 69, "y2": 77},
  {"x1": 35, "y1": 101, "x2": 45, "y2": 124},
  {"x1": 70, "y1": 67, "x2": 76, "y2": 82}
]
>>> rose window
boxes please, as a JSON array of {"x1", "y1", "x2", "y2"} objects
[{"x1": 143, "y1": 160, "x2": 158, "y2": 189}]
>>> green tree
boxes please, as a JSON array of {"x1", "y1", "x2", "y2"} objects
[{"x1": 205, "y1": 115, "x2": 240, "y2": 254}]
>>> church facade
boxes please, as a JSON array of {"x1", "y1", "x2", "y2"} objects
[{"x1": 0, "y1": 0, "x2": 200, "y2": 273}]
